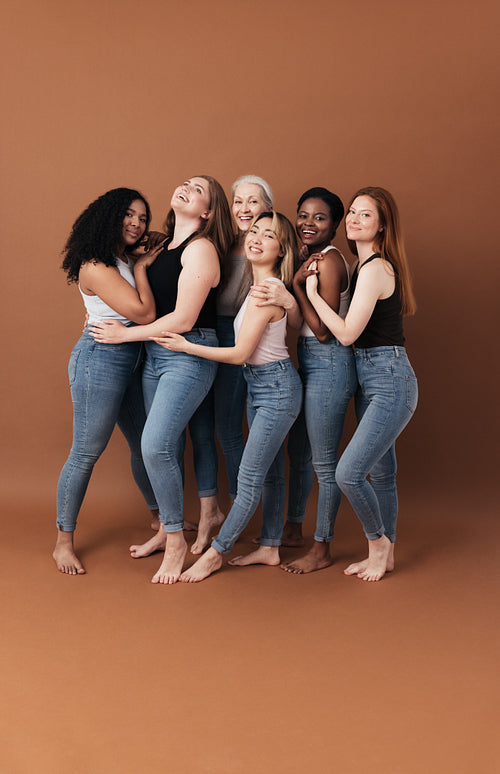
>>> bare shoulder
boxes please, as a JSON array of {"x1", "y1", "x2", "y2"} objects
[
  {"x1": 182, "y1": 237, "x2": 218, "y2": 264},
  {"x1": 246, "y1": 293, "x2": 280, "y2": 322}
]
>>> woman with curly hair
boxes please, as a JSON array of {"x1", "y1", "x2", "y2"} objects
[
  {"x1": 305, "y1": 187, "x2": 418, "y2": 581},
  {"x1": 89, "y1": 176, "x2": 234, "y2": 584},
  {"x1": 54, "y1": 187, "x2": 164, "y2": 575}
]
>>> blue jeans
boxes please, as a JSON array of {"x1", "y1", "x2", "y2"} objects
[
  {"x1": 299, "y1": 336, "x2": 357, "y2": 541},
  {"x1": 56, "y1": 329, "x2": 157, "y2": 532},
  {"x1": 214, "y1": 315, "x2": 247, "y2": 500},
  {"x1": 141, "y1": 329, "x2": 218, "y2": 532},
  {"x1": 212, "y1": 359, "x2": 302, "y2": 555},
  {"x1": 335, "y1": 346, "x2": 418, "y2": 542},
  {"x1": 188, "y1": 391, "x2": 218, "y2": 497}
]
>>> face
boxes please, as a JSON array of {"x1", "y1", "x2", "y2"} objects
[
  {"x1": 345, "y1": 196, "x2": 382, "y2": 245},
  {"x1": 296, "y1": 197, "x2": 335, "y2": 250},
  {"x1": 232, "y1": 184, "x2": 267, "y2": 232},
  {"x1": 121, "y1": 199, "x2": 148, "y2": 248},
  {"x1": 171, "y1": 177, "x2": 211, "y2": 221},
  {"x1": 245, "y1": 217, "x2": 282, "y2": 266}
]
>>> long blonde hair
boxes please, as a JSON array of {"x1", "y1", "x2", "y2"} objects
[
  {"x1": 237, "y1": 211, "x2": 300, "y2": 306},
  {"x1": 347, "y1": 187, "x2": 416, "y2": 315}
]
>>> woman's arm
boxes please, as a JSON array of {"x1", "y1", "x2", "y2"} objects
[
  {"x1": 79, "y1": 241, "x2": 165, "y2": 324},
  {"x1": 249, "y1": 280, "x2": 302, "y2": 330},
  {"x1": 89, "y1": 238, "x2": 220, "y2": 344},
  {"x1": 151, "y1": 296, "x2": 278, "y2": 365},
  {"x1": 293, "y1": 250, "x2": 347, "y2": 343},
  {"x1": 306, "y1": 258, "x2": 392, "y2": 346}
]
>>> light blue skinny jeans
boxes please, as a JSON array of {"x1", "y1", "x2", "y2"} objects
[
  {"x1": 335, "y1": 346, "x2": 418, "y2": 542},
  {"x1": 212, "y1": 358, "x2": 303, "y2": 555},
  {"x1": 299, "y1": 336, "x2": 357, "y2": 541},
  {"x1": 141, "y1": 329, "x2": 218, "y2": 533},
  {"x1": 188, "y1": 315, "x2": 247, "y2": 500},
  {"x1": 56, "y1": 329, "x2": 157, "y2": 532}
]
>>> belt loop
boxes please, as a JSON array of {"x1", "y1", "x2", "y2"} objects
[{"x1": 394, "y1": 346, "x2": 400, "y2": 358}]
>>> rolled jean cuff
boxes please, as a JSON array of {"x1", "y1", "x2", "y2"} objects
[
  {"x1": 211, "y1": 537, "x2": 231, "y2": 556},
  {"x1": 198, "y1": 487, "x2": 218, "y2": 498},
  {"x1": 259, "y1": 538, "x2": 281, "y2": 547},
  {"x1": 365, "y1": 528, "x2": 386, "y2": 541},
  {"x1": 161, "y1": 521, "x2": 184, "y2": 534}
]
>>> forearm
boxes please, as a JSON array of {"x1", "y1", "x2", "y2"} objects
[
  {"x1": 177, "y1": 341, "x2": 247, "y2": 365},
  {"x1": 131, "y1": 265, "x2": 156, "y2": 322},
  {"x1": 307, "y1": 288, "x2": 352, "y2": 345},
  {"x1": 284, "y1": 293, "x2": 302, "y2": 330},
  {"x1": 293, "y1": 282, "x2": 331, "y2": 342}
]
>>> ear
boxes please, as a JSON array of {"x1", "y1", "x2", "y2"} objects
[{"x1": 200, "y1": 209, "x2": 211, "y2": 221}]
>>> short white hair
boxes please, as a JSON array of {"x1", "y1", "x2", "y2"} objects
[{"x1": 232, "y1": 175, "x2": 274, "y2": 210}]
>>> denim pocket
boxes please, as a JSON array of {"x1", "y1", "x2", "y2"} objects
[
  {"x1": 405, "y1": 373, "x2": 418, "y2": 413},
  {"x1": 68, "y1": 348, "x2": 80, "y2": 385},
  {"x1": 366, "y1": 352, "x2": 393, "y2": 373}
]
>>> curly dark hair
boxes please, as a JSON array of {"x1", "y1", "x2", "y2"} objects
[{"x1": 61, "y1": 188, "x2": 151, "y2": 283}]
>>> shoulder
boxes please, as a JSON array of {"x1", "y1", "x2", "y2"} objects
[
  {"x1": 182, "y1": 237, "x2": 218, "y2": 265},
  {"x1": 79, "y1": 260, "x2": 118, "y2": 279},
  {"x1": 318, "y1": 248, "x2": 348, "y2": 277}
]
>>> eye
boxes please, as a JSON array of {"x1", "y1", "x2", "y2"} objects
[{"x1": 315, "y1": 215, "x2": 325, "y2": 221}]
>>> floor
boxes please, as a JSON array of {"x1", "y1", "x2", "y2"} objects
[{"x1": 1, "y1": 479, "x2": 498, "y2": 774}]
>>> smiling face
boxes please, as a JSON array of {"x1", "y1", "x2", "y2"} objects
[
  {"x1": 121, "y1": 199, "x2": 148, "y2": 248},
  {"x1": 171, "y1": 177, "x2": 211, "y2": 221},
  {"x1": 296, "y1": 197, "x2": 336, "y2": 251},
  {"x1": 232, "y1": 184, "x2": 268, "y2": 232},
  {"x1": 244, "y1": 216, "x2": 283, "y2": 268},
  {"x1": 345, "y1": 195, "x2": 383, "y2": 246}
]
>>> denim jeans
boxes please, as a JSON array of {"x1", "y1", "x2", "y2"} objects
[
  {"x1": 141, "y1": 329, "x2": 218, "y2": 532},
  {"x1": 298, "y1": 336, "x2": 357, "y2": 541},
  {"x1": 56, "y1": 329, "x2": 157, "y2": 532},
  {"x1": 213, "y1": 315, "x2": 247, "y2": 500},
  {"x1": 286, "y1": 400, "x2": 314, "y2": 524},
  {"x1": 335, "y1": 346, "x2": 418, "y2": 542},
  {"x1": 188, "y1": 390, "x2": 218, "y2": 497},
  {"x1": 212, "y1": 359, "x2": 302, "y2": 555}
]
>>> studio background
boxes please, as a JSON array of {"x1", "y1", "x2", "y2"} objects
[{"x1": 1, "y1": 1, "x2": 498, "y2": 772}]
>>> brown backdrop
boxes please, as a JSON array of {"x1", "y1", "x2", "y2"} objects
[{"x1": 1, "y1": 1, "x2": 498, "y2": 772}]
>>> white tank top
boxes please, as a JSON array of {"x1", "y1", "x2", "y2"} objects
[
  {"x1": 301, "y1": 246, "x2": 351, "y2": 337},
  {"x1": 79, "y1": 257, "x2": 135, "y2": 324},
  {"x1": 234, "y1": 278, "x2": 289, "y2": 365}
]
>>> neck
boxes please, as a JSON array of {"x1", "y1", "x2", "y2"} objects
[
  {"x1": 357, "y1": 242, "x2": 378, "y2": 264},
  {"x1": 252, "y1": 265, "x2": 279, "y2": 284},
  {"x1": 170, "y1": 212, "x2": 201, "y2": 248},
  {"x1": 307, "y1": 240, "x2": 330, "y2": 255}
]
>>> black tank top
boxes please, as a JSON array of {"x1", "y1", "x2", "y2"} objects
[
  {"x1": 147, "y1": 234, "x2": 217, "y2": 328},
  {"x1": 351, "y1": 253, "x2": 405, "y2": 348}
]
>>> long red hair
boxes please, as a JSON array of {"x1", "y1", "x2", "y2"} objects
[{"x1": 347, "y1": 187, "x2": 416, "y2": 316}]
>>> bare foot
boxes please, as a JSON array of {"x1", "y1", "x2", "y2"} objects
[
  {"x1": 228, "y1": 545, "x2": 280, "y2": 567},
  {"x1": 191, "y1": 496, "x2": 225, "y2": 555},
  {"x1": 129, "y1": 530, "x2": 166, "y2": 558},
  {"x1": 344, "y1": 541, "x2": 395, "y2": 577},
  {"x1": 180, "y1": 547, "x2": 223, "y2": 583},
  {"x1": 183, "y1": 519, "x2": 198, "y2": 532},
  {"x1": 344, "y1": 536, "x2": 393, "y2": 582},
  {"x1": 151, "y1": 532, "x2": 187, "y2": 584},
  {"x1": 53, "y1": 531, "x2": 86, "y2": 575},
  {"x1": 281, "y1": 541, "x2": 333, "y2": 574}
]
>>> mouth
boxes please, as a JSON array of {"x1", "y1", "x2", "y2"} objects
[
  {"x1": 300, "y1": 229, "x2": 317, "y2": 237},
  {"x1": 177, "y1": 193, "x2": 189, "y2": 203},
  {"x1": 248, "y1": 246, "x2": 262, "y2": 254}
]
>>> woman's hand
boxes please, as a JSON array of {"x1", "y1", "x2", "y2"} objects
[
  {"x1": 250, "y1": 279, "x2": 294, "y2": 309},
  {"x1": 134, "y1": 239, "x2": 166, "y2": 270},
  {"x1": 88, "y1": 320, "x2": 130, "y2": 343},
  {"x1": 305, "y1": 261, "x2": 319, "y2": 296},
  {"x1": 293, "y1": 256, "x2": 323, "y2": 287},
  {"x1": 149, "y1": 331, "x2": 189, "y2": 352}
]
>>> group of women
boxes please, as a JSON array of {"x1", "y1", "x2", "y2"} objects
[{"x1": 53, "y1": 174, "x2": 418, "y2": 584}]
